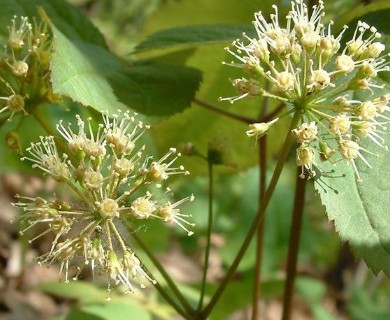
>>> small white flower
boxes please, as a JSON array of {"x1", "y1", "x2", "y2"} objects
[
  {"x1": 246, "y1": 118, "x2": 279, "y2": 139},
  {"x1": 296, "y1": 145, "x2": 316, "y2": 179},
  {"x1": 292, "y1": 122, "x2": 317, "y2": 144}
]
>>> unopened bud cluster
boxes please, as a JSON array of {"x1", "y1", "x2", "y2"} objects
[
  {"x1": 0, "y1": 15, "x2": 56, "y2": 121},
  {"x1": 221, "y1": 0, "x2": 389, "y2": 180},
  {"x1": 13, "y1": 111, "x2": 194, "y2": 295}
]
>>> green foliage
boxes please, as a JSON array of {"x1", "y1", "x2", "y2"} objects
[
  {"x1": 349, "y1": 286, "x2": 390, "y2": 320},
  {"x1": 38, "y1": 282, "x2": 155, "y2": 319},
  {"x1": 313, "y1": 0, "x2": 390, "y2": 276},
  {"x1": 50, "y1": 25, "x2": 125, "y2": 113},
  {"x1": 134, "y1": 24, "x2": 255, "y2": 52},
  {"x1": 315, "y1": 125, "x2": 390, "y2": 276},
  {"x1": 75, "y1": 302, "x2": 152, "y2": 320},
  {"x1": 0, "y1": 0, "x2": 202, "y2": 118},
  {"x1": 137, "y1": 0, "x2": 289, "y2": 175},
  {"x1": 2, "y1": 0, "x2": 390, "y2": 319},
  {"x1": 109, "y1": 60, "x2": 202, "y2": 116},
  {"x1": 37, "y1": 281, "x2": 107, "y2": 303},
  {"x1": 49, "y1": 13, "x2": 202, "y2": 116}
]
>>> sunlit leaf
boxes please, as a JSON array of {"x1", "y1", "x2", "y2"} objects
[
  {"x1": 50, "y1": 25, "x2": 125, "y2": 113},
  {"x1": 315, "y1": 124, "x2": 390, "y2": 276}
]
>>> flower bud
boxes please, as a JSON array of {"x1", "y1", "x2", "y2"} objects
[{"x1": 246, "y1": 118, "x2": 279, "y2": 139}]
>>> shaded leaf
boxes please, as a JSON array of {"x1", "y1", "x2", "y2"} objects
[
  {"x1": 134, "y1": 24, "x2": 255, "y2": 53},
  {"x1": 333, "y1": 1, "x2": 390, "y2": 34},
  {"x1": 109, "y1": 60, "x2": 202, "y2": 116}
]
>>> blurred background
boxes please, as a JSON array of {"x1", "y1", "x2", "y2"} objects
[{"x1": 1, "y1": 0, "x2": 390, "y2": 319}]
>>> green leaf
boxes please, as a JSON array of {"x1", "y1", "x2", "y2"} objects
[
  {"x1": 50, "y1": 24, "x2": 202, "y2": 116},
  {"x1": 314, "y1": 129, "x2": 390, "y2": 276},
  {"x1": 65, "y1": 309, "x2": 104, "y2": 320},
  {"x1": 50, "y1": 24, "x2": 126, "y2": 113},
  {"x1": 80, "y1": 302, "x2": 151, "y2": 320},
  {"x1": 134, "y1": 24, "x2": 255, "y2": 53},
  {"x1": 109, "y1": 60, "x2": 202, "y2": 116},
  {"x1": 333, "y1": 1, "x2": 390, "y2": 34},
  {"x1": 37, "y1": 281, "x2": 107, "y2": 303}
]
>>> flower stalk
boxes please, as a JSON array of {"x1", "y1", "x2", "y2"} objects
[
  {"x1": 200, "y1": 111, "x2": 301, "y2": 319},
  {"x1": 281, "y1": 166, "x2": 307, "y2": 320}
]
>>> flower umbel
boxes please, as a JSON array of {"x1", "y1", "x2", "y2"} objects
[
  {"x1": 222, "y1": 0, "x2": 389, "y2": 181},
  {"x1": 14, "y1": 111, "x2": 194, "y2": 294},
  {"x1": 0, "y1": 15, "x2": 55, "y2": 122}
]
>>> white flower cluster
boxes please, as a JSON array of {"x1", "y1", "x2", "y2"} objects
[
  {"x1": 13, "y1": 111, "x2": 194, "y2": 294},
  {"x1": 221, "y1": 0, "x2": 389, "y2": 180},
  {"x1": 0, "y1": 15, "x2": 54, "y2": 121}
]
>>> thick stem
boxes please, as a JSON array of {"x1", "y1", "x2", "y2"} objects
[
  {"x1": 193, "y1": 98, "x2": 257, "y2": 124},
  {"x1": 197, "y1": 161, "x2": 214, "y2": 311},
  {"x1": 130, "y1": 232, "x2": 195, "y2": 317},
  {"x1": 251, "y1": 135, "x2": 267, "y2": 320},
  {"x1": 200, "y1": 112, "x2": 301, "y2": 319},
  {"x1": 281, "y1": 167, "x2": 307, "y2": 320}
]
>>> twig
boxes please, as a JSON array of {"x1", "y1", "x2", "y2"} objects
[
  {"x1": 251, "y1": 135, "x2": 267, "y2": 319},
  {"x1": 197, "y1": 161, "x2": 214, "y2": 311},
  {"x1": 130, "y1": 232, "x2": 195, "y2": 317},
  {"x1": 281, "y1": 167, "x2": 307, "y2": 320},
  {"x1": 193, "y1": 98, "x2": 257, "y2": 124},
  {"x1": 200, "y1": 111, "x2": 301, "y2": 319}
]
